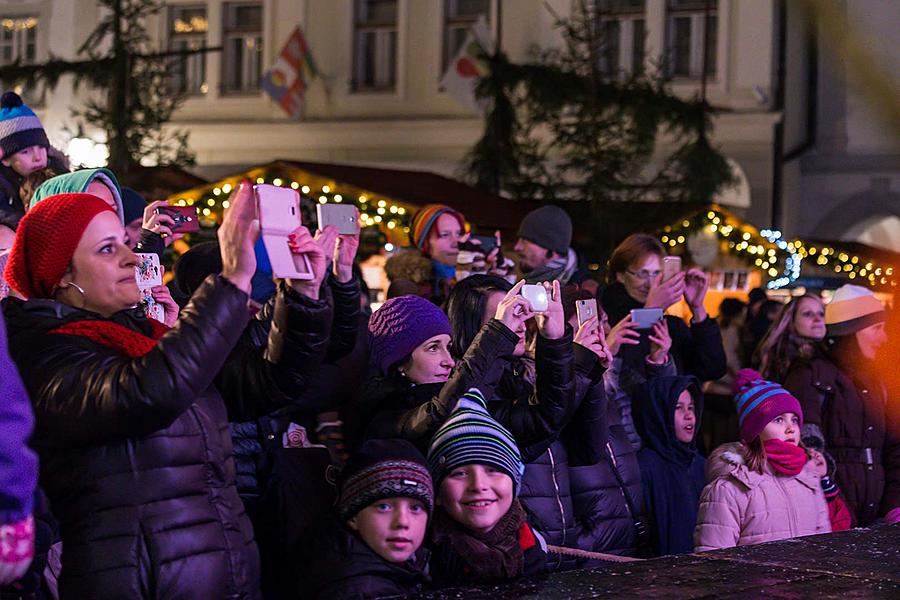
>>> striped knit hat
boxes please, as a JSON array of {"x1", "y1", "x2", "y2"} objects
[
  {"x1": 825, "y1": 284, "x2": 885, "y2": 337},
  {"x1": 427, "y1": 388, "x2": 525, "y2": 495},
  {"x1": 337, "y1": 439, "x2": 434, "y2": 521},
  {"x1": 409, "y1": 204, "x2": 465, "y2": 253},
  {"x1": 733, "y1": 369, "x2": 803, "y2": 443},
  {"x1": 0, "y1": 91, "x2": 49, "y2": 160}
]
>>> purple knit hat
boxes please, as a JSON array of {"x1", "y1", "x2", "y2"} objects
[
  {"x1": 733, "y1": 369, "x2": 803, "y2": 443},
  {"x1": 368, "y1": 295, "x2": 452, "y2": 374}
]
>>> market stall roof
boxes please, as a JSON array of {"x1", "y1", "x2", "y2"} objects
[
  {"x1": 121, "y1": 165, "x2": 207, "y2": 199},
  {"x1": 654, "y1": 205, "x2": 899, "y2": 290}
]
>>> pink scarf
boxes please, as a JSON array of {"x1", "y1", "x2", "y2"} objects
[{"x1": 764, "y1": 439, "x2": 807, "y2": 476}]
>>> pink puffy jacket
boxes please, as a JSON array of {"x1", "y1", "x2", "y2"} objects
[{"x1": 694, "y1": 443, "x2": 831, "y2": 552}]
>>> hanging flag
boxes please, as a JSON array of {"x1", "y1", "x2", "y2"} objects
[
  {"x1": 261, "y1": 26, "x2": 318, "y2": 119},
  {"x1": 439, "y1": 16, "x2": 494, "y2": 114}
]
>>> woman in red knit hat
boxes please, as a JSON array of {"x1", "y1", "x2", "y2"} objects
[{"x1": 1, "y1": 183, "x2": 330, "y2": 599}]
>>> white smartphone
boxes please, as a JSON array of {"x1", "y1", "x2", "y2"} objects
[
  {"x1": 663, "y1": 256, "x2": 682, "y2": 282},
  {"x1": 317, "y1": 204, "x2": 359, "y2": 235},
  {"x1": 576, "y1": 298, "x2": 597, "y2": 326},
  {"x1": 256, "y1": 184, "x2": 313, "y2": 280},
  {"x1": 521, "y1": 284, "x2": 549, "y2": 313}
]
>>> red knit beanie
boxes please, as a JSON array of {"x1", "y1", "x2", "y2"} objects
[{"x1": 5, "y1": 193, "x2": 116, "y2": 299}]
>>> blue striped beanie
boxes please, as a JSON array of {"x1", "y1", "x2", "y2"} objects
[
  {"x1": 0, "y1": 92, "x2": 49, "y2": 160},
  {"x1": 427, "y1": 388, "x2": 525, "y2": 495},
  {"x1": 733, "y1": 369, "x2": 803, "y2": 443}
]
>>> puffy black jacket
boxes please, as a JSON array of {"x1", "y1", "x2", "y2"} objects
[
  {"x1": 598, "y1": 282, "x2": 727, "y2": 383},
  {"x1": 231, "y1": 277, "x2": 354, "y2": 497},
  {"x1": 520, "y1": 440, "x2": 578, "y2": 571},
  {"x1": 3, "y1": 275, "x2": 319, "y2": 600},
  {"x1": 484, "y1": 324, "x2": 578, "y2": 462},
  {"x1": 570, "y1": 419, "x2": 644, "y2": 556},
  {"x1": 519, "y1": 345, "x2": 607, "y2": 572},
  {"x1": 296, "y1": 515, "x2": 429, "y2": 600}
]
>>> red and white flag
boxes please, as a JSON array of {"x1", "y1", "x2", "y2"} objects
[{"x1": 439, "y1": 16, "x2": 494, "y2": 114}]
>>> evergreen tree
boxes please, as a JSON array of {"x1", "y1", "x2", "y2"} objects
[
  {"x1": 465, "y1": 1, "x2": 735, "y2": 213},
  {"x1": 0, "y1": 0, "x2": 214, "y2": 175}
]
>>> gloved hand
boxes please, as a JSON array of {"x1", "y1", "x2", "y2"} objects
[{"x1": 0, "y1": 515, "x2": 34, "y2": 585}]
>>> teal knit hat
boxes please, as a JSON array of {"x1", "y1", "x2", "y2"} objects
[
  {"x1": 427, "y1": 388, "x2": 525, "y2": 495},
  {"x1": 30, "y1": 168, "x2": 124, "y2": 223}
]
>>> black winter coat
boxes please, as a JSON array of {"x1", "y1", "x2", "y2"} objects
[
  {"x1": 598, "y1": 282, "x2": 727, "y2": 383},
  {"x1": 519, "y1": 345, "x2": 607, "y2": 571},
  {"x1": 784, "y1": 346, "x2": 900, "y2": 526},
  {"x1": 231, "y1": 276, "x2": 355, "y2": 496},
  {"x1": 569, "y1": 397, "x2": 644, "y2": 557},
  {"x1": 3, "y1": 276, "x2": 320, "y2": 600},
  {"x1": 633, "y1": 376, "x2": 706, "y2": 556},
  {"x1": 296, "y1": 516, "x2": 429, "y2": 600}
]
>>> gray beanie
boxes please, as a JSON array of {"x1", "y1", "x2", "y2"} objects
[{"x1": 517, "y1": 205, "x2": 572, "y2": 256}]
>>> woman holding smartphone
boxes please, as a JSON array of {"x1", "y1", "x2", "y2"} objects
[
  {"x1": 1, "y1": 182, "x2": 328, "y2": 599},
  {"x1": 599, "y1": 233, "x2": 726, "y2": 384}
]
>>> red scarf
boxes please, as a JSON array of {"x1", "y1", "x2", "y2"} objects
[
  {"x1": 50, "y1": 319, "x2": 169, "y2": 358},
  {"x1": 764, "y1": 439, "x2": 807, "y2": 476}
]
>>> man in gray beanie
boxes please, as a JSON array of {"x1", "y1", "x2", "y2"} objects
[{"x1": 513, "y1": 205, "x2": 588, "y2": 285}]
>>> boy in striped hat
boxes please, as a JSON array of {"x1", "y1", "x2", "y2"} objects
[
  {"x1": 0, "y1": 91, "x2": 50, "y2": 229},
  {"x1": 427, "y1": 388, "x2": 547, "y2": 586}
]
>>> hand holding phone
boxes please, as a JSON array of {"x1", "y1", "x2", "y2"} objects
[
  {"x1": 662, "y1": 256, "x2": 682, "y2": 282},
  {"x1": 576, "y1": 298, "x2": 598, "y2": 327},
  {"x1": 494, "y1": 280, "x2": 534, "y2": 331},
  {"x1": 256, "y1": 184, "x2": 313, "y2": 281},
  {"x1": 155, "y1": 205, "x2": 199, "y2": 234},
  {"x1": 317, "y1": 204, "x2": 360, "y2": 235}
]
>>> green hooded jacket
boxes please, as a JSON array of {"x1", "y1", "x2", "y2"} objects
[{"x1": 30, "y1": 168, "x2": 125, "y2": 223}]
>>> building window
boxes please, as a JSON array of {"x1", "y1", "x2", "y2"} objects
[
  {"x1": 666, "y1": 0, "x2": 717, "y2": 79},
  {"x1": 0, "y1": 16, "x2": 40, "y2": 104},
  {"x1": 0, "y1": 16, "x2": 38, "y2": 65},
  {"x1": 443, "y1": 0, "x2": 490, "y2": 72},
  {"x1": 353, "y1": 0, "x2": 398, "y2": 91},
  {"x1": 222, "y1": 2, "x2": 263, "y2": 93},
  {"x1": 594, "y1": 1, "x2": 646, "y2": 77},
  {"x1": 168, "y1": 6, "x2": 208, "y2": 95}
]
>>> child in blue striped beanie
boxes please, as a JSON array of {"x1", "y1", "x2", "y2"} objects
[{"x1": 427, "y1": 388, "x2": 547, "y2": 587}]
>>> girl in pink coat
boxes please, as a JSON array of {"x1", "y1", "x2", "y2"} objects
[{"x1": 695, "y1": 370, "x2": 831, "y2": 551}]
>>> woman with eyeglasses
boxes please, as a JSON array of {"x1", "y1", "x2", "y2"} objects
[{"x1": 598, "y1": 233, "x2": 727, "y2": 387}]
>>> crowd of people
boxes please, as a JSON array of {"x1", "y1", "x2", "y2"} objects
[{"x1": 0, "y1": 90, "x2": 897, "y2": 600}]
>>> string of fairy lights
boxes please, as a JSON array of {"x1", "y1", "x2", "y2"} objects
[
  {"x1": 170, "y1": 175, "x2": 414, "y2": 240},
  {"x1": 171, "y1": 182, "x2": 897, "y2": 290},
  {"x1": 659, "y1": 208, "x2": 897, "y2": 290}
]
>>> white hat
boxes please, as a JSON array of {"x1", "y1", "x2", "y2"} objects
[{"x1": 825, "y1": 284, "x2": 885, "y2": 337}]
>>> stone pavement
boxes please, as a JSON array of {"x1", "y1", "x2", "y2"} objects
[{"x1": 414, "y1": 525, "x2": 900, "y2": 599}]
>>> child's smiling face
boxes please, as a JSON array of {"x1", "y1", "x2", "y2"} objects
[
  {"x1": 674, "y1": 389, "x2": 696, "y2": 443},
  {"x1": 438, "y1": 463, "x2": 513, "y2": 534}
]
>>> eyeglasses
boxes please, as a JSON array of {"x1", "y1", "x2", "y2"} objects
[{"x1": 625, "y1": 269, "x2": 662, "y2": 281}]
